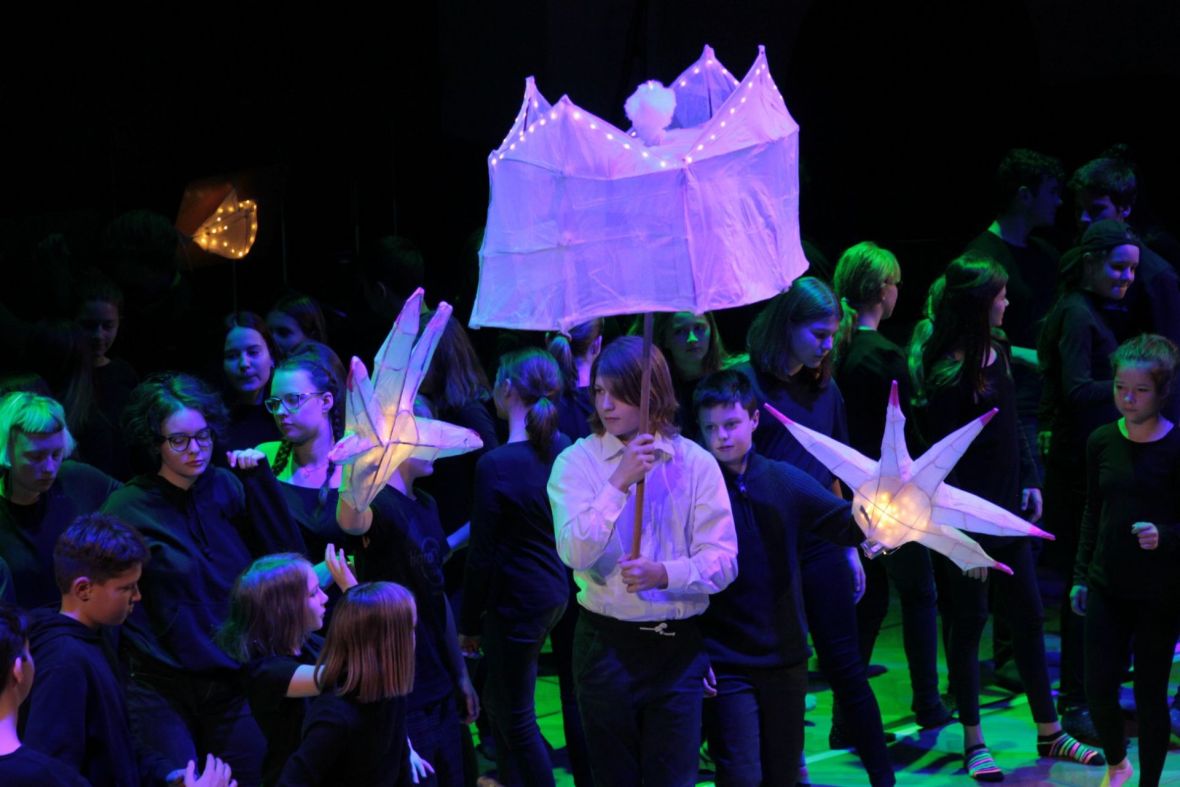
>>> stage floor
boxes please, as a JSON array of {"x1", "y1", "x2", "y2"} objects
[{"x1": 475, "y1": 575, "x2": 1180, "y2": 785}]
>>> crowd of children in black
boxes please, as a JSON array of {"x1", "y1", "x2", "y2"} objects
[{"x1": 0, "y1": 147, "x2": 1177, "y2": 787}]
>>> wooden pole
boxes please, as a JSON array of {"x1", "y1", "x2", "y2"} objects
[{"x1": 630, "y1": 312, "x2": 654, "y2": 559}]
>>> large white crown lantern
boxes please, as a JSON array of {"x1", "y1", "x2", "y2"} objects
[{"x1": 470, "y1": 45, "x2": 808, "y2": 331}]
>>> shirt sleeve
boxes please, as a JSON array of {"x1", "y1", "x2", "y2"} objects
[
  {"x1": 460, "y1": 454, "x2": 500, "y2": 634},
  {"x1": 790, "y1": 466, "x2": 864, "y2": 546},
  {"x1": 548, "y1": 444, "x2": 628, "y2": 571},
  {"x1": 660, "y1": 447, "x2": 738, "y2": 595},
  {"x1": 1057, "y1": 304, "x2": 1112, "y2": 406},
  {"x1": 246, "y1": 655, "x2": 302, "y2": 711},
  {"x1": 1073, "y1": 431, "x2": 1103, "y2": 586},
  {"x1": 232, "y1": 461, "x2": 308, "y2": 557}
]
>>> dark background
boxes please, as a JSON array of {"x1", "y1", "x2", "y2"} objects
[{"x1": 1, "y1": 1, "x2": 1177, "y2": 355}]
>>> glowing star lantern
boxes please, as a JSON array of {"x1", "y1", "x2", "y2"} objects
[
  {"x1": 470, "y1": 44, "x2": 809, "y2": 332},
  {"x1": 763, "y1": 382, "x2": 1054, "y2": 575},
  {"x1": 329, "y1": 289, "x2": 483, "y2": 511}
]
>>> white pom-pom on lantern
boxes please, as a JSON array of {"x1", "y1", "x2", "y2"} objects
[{"x1": 625, "y1": 80, "x2": 676, "y2": 147}]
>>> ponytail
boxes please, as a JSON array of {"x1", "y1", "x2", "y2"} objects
[{"x1": 496, "y1": 348, "x2": 564, "y2": 460}]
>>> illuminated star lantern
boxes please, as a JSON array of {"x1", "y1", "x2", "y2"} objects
[
  {"x1": 329, "y1": 289, "x2": 483, "y2": 511},
  {"x1": 191, "y1": 189, "x2": 259, "y2": 260},
  {"x1": 763, "y1": 382, "x2": 1054, "y2": 574},
  {"x1": 470, "y1": 44, "x2": 808, "y2": 331}
]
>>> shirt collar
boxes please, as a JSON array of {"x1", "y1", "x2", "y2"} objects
[{"x1": 597, "y1": 430, "x2": 677, "y2": 460}]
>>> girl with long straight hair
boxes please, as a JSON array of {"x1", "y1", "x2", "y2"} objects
[
  {"x1": 910, "y1": 255, "x2": 1102, "y2": 781},
  {"x1": 740, "y1": 276, "x2": 894, "y2": 787}
]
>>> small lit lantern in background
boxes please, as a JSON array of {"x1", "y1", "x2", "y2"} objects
[
  {"x1": 176, "y1": 180, "x2": 259, "y2": 262},
  {"x1": 192, "y1": 192, "x2": 258, "y2": 259}
]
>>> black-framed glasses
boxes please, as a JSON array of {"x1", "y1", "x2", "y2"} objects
[
  {"x1": 264, "y1": 392, "x2": 327, "y2": 414},
  {"x1": 159, "y1": 428, "x2": 214, "y2": 452}
]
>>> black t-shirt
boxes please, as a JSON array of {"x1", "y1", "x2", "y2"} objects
[
  {"x1": 222, "y1": 402, "x2": 282, "y2": 454},
  {"x1": 1075, "y1": 423, "x2": 1180, "y2": 600},
  {"x1": 0, "y1": 746, "x2": 90, "y2": 786},
  {"x1": 277, "y1": 692, "x2": 409, "y2": 787},
  {"x1": 356, "y1": 488, "x2": 455, "y2": 709},
  {"x1": 835, "y1": 329, "x2": 910, "y2": 459},
  {"x1": 246, "y1": 636, "x2": 323, "y2": 787},
  {"x1": 965, "y1": 231, "x2": 1058, "y2": 351}
]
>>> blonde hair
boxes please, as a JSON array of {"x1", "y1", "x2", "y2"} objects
[
  {"x1": 833, "y1": 241, "x2": 901, "y2": 363},
  {"x1": 0, "y1": 392, "x2": 76, "y2": 469},
  {"x1": 316, "y1": 582, "x2": 416, "y2": 703}
]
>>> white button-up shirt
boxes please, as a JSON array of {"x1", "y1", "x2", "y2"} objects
[{"x1": 548, "y1": 430, "x2": 738, "y2": 622}]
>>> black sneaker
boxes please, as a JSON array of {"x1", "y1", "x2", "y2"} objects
[
  {"x1": 829, "y1": 725, "x2": 897, "y2": 750},
  {"x1": 916, "y1": 701, "x2": 955, "y2": 729},
  {"x1": 1060, "y1": 706, "x2": 1101, "y2": 747}
]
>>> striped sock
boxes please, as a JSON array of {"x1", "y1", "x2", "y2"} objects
[
  {"x1": 965, "y1": 744, "x2": 1004, "y2": 782},
  {"x1": 1037, "y1": 731, "x2": 1105, "y2": 766}
]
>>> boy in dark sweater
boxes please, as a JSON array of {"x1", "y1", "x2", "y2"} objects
[
  {"x1": 0, "y1": 603, "x2": 88, "y2": 786},
  {"x1": 22, "y1": 513, "x2": 234, "y2": 787},
  {"x1": 695, "y1": 370, "x2": 879, "y2": 787}
]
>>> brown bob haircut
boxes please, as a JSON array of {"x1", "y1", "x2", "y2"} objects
[
  {"x1": 316, "y1": 582, "x2": 416, "y2": 703},
  {"x1": 588, "y1": 336, "x2": 679, "y2": 438}
]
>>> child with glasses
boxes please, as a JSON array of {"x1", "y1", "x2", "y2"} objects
[{"x1": 102, "y1": 372, "x2": 306, "y2": 787}]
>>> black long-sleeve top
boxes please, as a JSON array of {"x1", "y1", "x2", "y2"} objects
[
  {"x1": 1074, "y1": 422, "x2": 1180, "y2": 600},
  {"x1": 277, "y1": 692, "x2": 409, "y2": 787},
  {"x1": 460, "y1": 436, "x2": 571, "y2": 637},
  {"x1": 1037, "y1": 291, "x2": 1120, "y2": 462},
  {"x1": 701, "y1": 452, "x2": 863, "y2": 670},
  {"x1": 834, "y1": 330, "x2": 911, "y2": 460},
  {"x1": 0, "y1": 461, "x2": 121, "y2": 608},
  {"x1": 102, "y1": 464, "x2": 306, "y2": 674},
  {"x1": 916, "y1": 347, "x2": 1039, "y2": 548}
]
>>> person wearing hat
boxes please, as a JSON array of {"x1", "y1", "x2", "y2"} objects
[{"x1": 1037, "y1": 219, "x2": 1141, "y2": 744}]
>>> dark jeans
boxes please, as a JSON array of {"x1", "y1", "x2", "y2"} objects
[
  {"x1": 407, "y1": 695, "x2": 466, "y2": 787},
  {"x1": 573, "y1": 609, "x2": 708, "y2": 787},
  {"x1": 800, "y1": 536, "x2": 894, "y2": 787},
  {"x1": 1084, "y1": 587, "x2": 1180, "y2": 787},
  {"x1": 125, "y1": 658, "x2": 265, "y2": 787},
  {"x1": 936, "y1": 539, "x2": 1057, "y2": 727},
  {"x1": 1043, "y1": 455, "x2": 1087, "y2": 710},
  {"x1": 704, "y1": 661, "x2": 807, "y2": 787},
  {"x1": 549, "y1": 585, "x2": 592, "y2": 786},
  {"x1": 483, "y1": 605, "x2": 566, "y2": 787}
]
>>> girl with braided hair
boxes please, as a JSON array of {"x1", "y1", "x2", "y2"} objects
[
  {"x1": 253, "y1": 343, "x2": 355, "y2": 566},
  {"x1": 459, "y1": 348, "x2": 571, "y2": 787}
]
